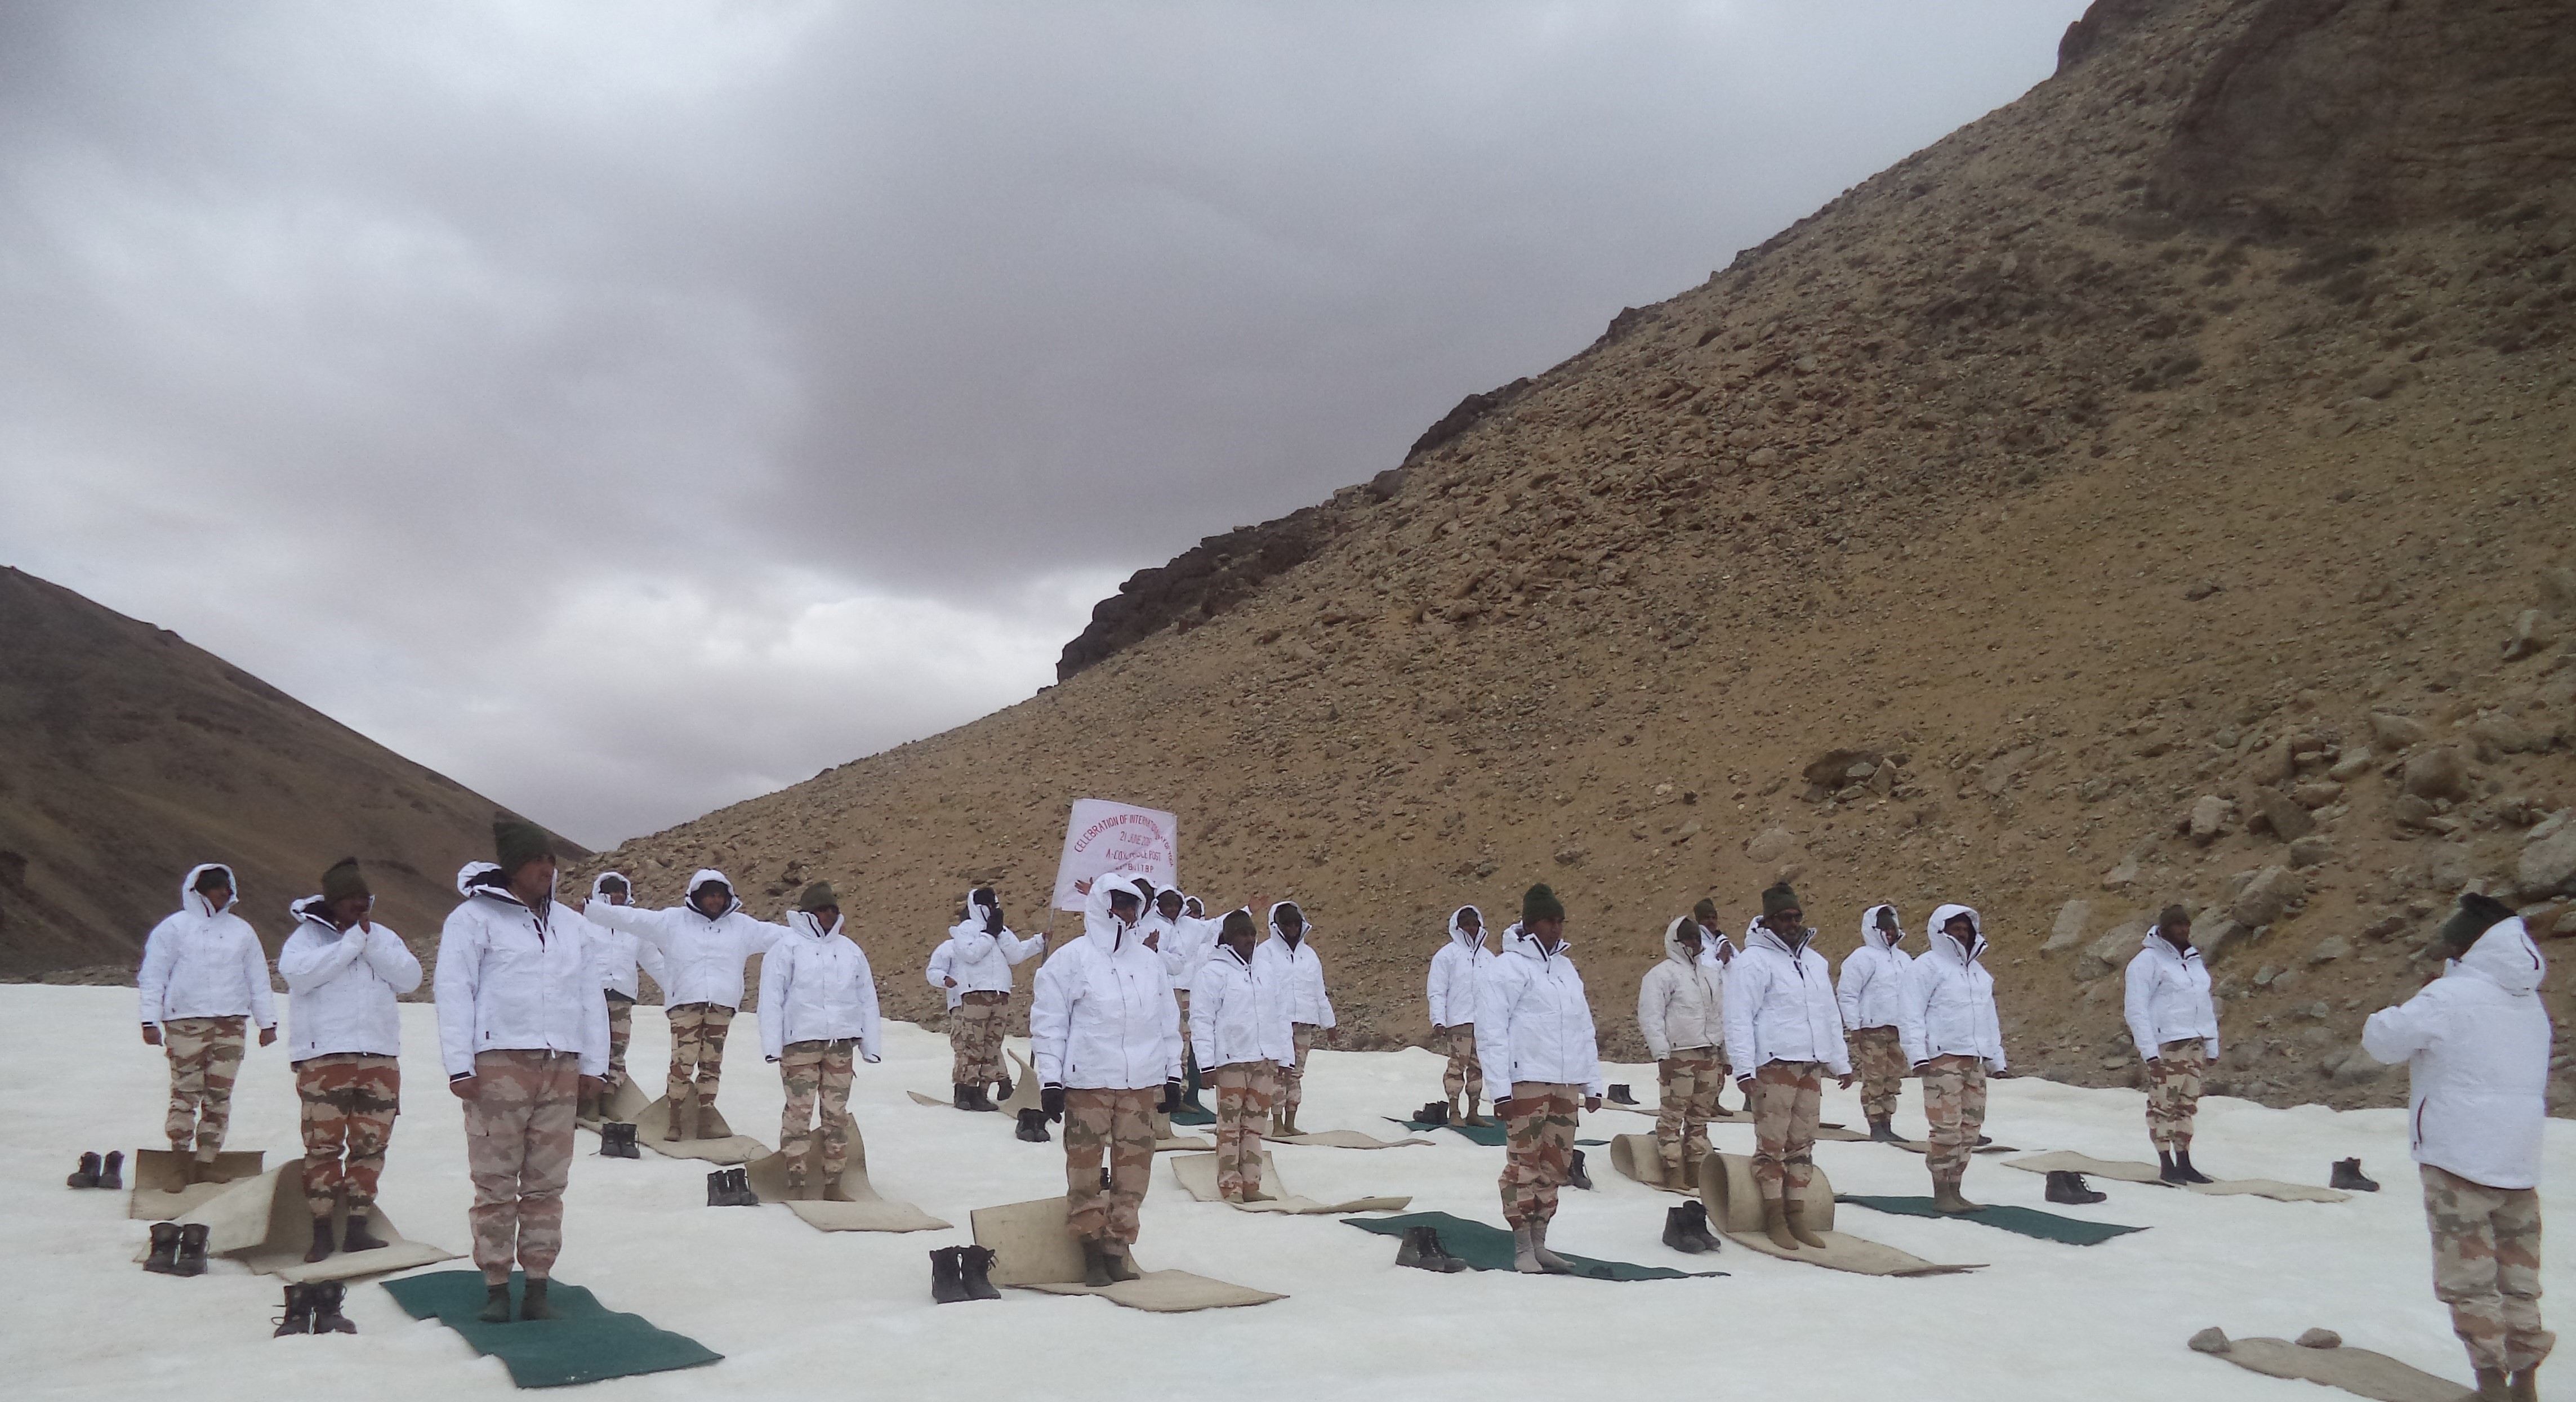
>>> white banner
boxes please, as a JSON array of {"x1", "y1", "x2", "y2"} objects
[{"x1": 1050, "y1": 798, "x2": 1179, "y2": 912}]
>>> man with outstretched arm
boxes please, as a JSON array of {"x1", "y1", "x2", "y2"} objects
[
  {"x1": 138, "y1": 863, "x2": 279, "y2": 1189},
  {"x1": 1722, "y1": 882, "x2": 1851, "y2": 1252},
  {"x1": 278, "y1": 858, "x2": 422, "y2": 1262},
  {"x1": 1426, "y1": 904, "x2": 1495, "y2": 1126},
  {"x1": 925, "y1": 887, "x2": 1045, "y2": 1110},
  {"x1": 1477, "y1": 885, "x2": 1604, "y2": 1274},
  {"x1": 436, "y1": 820, "x2": 608, "y2": 1325},
  {"x1": 581, "y1": 869, "x2": 773, "y2": 1141}
]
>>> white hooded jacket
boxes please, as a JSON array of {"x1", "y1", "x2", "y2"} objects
[
  {"x1": 925, "y1": 890, "x2": 1048, "y2": 1010},
  {"x1": 586, "y1": 872, "x2": 668, "y2": 1000},
  {"x1": 582, "y1": 869, "x2": 780, "y2": 1010},
  {"x1": 139, "y1": 864, "x2": 279, "y2": 1030},
  {"x1": 758, "y1": 910, "x2": 883, "y2": 1063},
  {"x1": 1253, "y1": 907, "x2": 1336, "y2": 1029},
  {"x1": 1153, "y1": 903, "x2": 1226, "y2": 983},
  {"x1": 1425, "y1": 907, "x2": 1494, "y2": 1028},
  {"x1": 1723, "y1": 923, "x2": 1849, "y2": 1075},
  {"x1": 1900, "y1": 905, "x2": 2005, "y2": 1071},
  {"x1": 2123, "y1": 927, "x2": 2220, "y2": 1060},
  {"x1": 1638, "y1": 916, "x2": 1726, "y2": 1059},
  {"x1": 1029, "y1": 876, "x2": 1182, "y2": 1090},
  {"x1": 2363, "y1": 918, "x2": 2552, "y2": 1189},
  {"x1": 1191, "y1": 940, "x2": 1295, "y2": 1070},
  {"x1": 1836, "y1": 905, "x2": 1912, "y2": 1032},
  {"x1": 278, "y1": 896, "x2": 421, "y2": 1061},
  {"x1": 1475, "y1": 923, "x2": 1605, "y2": 1102},
  {"x1": 434, "y1": 875, "x2": 609, "y2": 1079}
]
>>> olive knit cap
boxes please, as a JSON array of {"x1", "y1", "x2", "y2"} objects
[
  {"x1": 797, "y1": 881, "x2": 839, "y2": 913},
  {"x1": 1762, "y1": 882, "x2": 1800, "y2": 918},
  {"x1": 1523, "y1": 883, "x2": 1566, "y2": 924},
  {"x1": 493, "y1": 818, "x2": 555, "y2": 873},
  {"x1": 320, "y1": 858, "x2": 370, "y2": 904}
]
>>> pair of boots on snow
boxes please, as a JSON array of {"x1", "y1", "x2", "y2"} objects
[
  {"x1": 926, "y1": 1245, "x2": 1000, "y2": 1301},
  {"x1": 595, "y1": 1122, "x2": 641, "y2": 1158},
  {"x1": 66, "y1": 1151, "x2": 126, "y2": 1190},
  {"x1": 302, "y1": 1211, "x2": 390, "y2": 1263},
  {"x1": 478, "y1": 1279, "x2": 554, "y2": 1323},
  {"x1": 1014, "y1": 1108, "x2": 1051, "y2": 1142},
  {"x1": 704, "y1": 1167, "x2": 759, "y2": 1207},
  {"x1": 142, "y1": 1221, "x2": 210, "y2": 1276},
  {"x1": 950, "y1": 1075, "x2": 1011, "y2": 1112},
  {"x1": 1661, "y1": 1201, "x2": 1723, "y2": 1254},
  {"x1": 271, "y1": 1281, "x2": 356, "y2": 1336},
  {"x1": 1077, "y1": 1238, "x2": 1142, "y2": 1288},
  {"x1": 1394, "y1": 1225, "x2": 1470, "y2": 1271}
]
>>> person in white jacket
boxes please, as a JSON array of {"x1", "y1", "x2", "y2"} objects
[
  {"x1": 1639, "y1": 914, "x2": 1727, "y2": 1184},
  {"x1": 583, "y1": 872, "x2": 666, "y2": 1118},
  {"x1": 581, "y1": 868, "x2": 776, "y2": 1141},
  {"x1": 277, "y1": 858, "x2": 421, "y2": 1262},
  {"x1": 1426, "y1": 904, "x2": 1496, "y2": 1126},
  {"x1": 1838, "y1": 904, "x2": 1914, "y2": 1142},
  {"x1": 1031, "y1": 875, "x2": 1183, "y2": 1287},
  {"x1": 757, "y1": 882, "x2": 882, "y2": 1197},
  {"x1": 435, "y1": 820, "x2": 608, "y2": 1325},
  {"x1": 925, "y1": 887, "x2": 1047, "y2": 1111},
  {"x1": 137, "y1": 862, "x2": 279, "y2": 1186},
  {"x1": 2363, "y1": 894, "x2": 2554, "y2": 1397},
  {"x1": 1251, "y1": 901, "x2": 1335, "y2": 1136},
  {"x1": 1477, "y1": 885, "x2": 1604, "y2": 1274},
  {"x1": 1900, "y1": 904, "x2": 2006, "y2": 1213},
  {"x1": 1724, "y1": 883, "x2": 1851, "y2": 1248},
  {"x1": 1189, "y1": 908, "x2": 1294, "y2": 1202},
  {"x1": 2123, "y1": 904, "x2": 2221, "y2": 1184}
]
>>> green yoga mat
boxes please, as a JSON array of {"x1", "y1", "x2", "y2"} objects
[
  {"x1": 1834, "y1": 1196, "x2": 2147, "y2": 1247},
  {"x1": 1392, "y1": 1117, "x2": 1507, "y2": 1146},
  {"x1": 383, "y1": 1271, "x2": 722, "y2": 1388},
  {"x1": 1343, "y1": 1212, "x2": 1722, "y2": 1279},
  {"x1": 1172, "y1": 1104, "x2": 1215, "y2": 1126}
]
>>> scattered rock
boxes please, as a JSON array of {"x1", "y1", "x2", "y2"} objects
[
  {"x1": 1744, "y1": 827, "x2": 1800, "y2": 865},
  {"x1": 2402, "y1": 746, "x2": 2470, "y2": 801},
  {"x1": 2307, "y1": 935, "x2": 2351, "y2": 965},
  {"x1": 2189, "y1": 1328, "x2": 2232, "y2": 1355},
  {"x1": 2299, "y1": 1000, "x2": 2331, "y2": 1020},
  {"x1": 2370, "y1": 712, "x2": 2430, "y2": 749},
  {"x1": 2287, "y1": 835, "x2": 2337, "y2": 869},
  {"x1": 2044, "y1": 899, "x2": 2092, "y2": 954},
  {"x1": 2183, "y1": 579, "x2": 2222, "y2": 601},
  {"x1": 2231, "y1": 866, "x2": 2306, "y2": 927},
  {"x1": 2520, "y1": 818, "x2": 2576, "y2": 899},
  {"x1": 2292, "y1": 782, "x2": 2345, "y2": 809},
  {"x1": 2329, "y1": 1047, "x2": 2386, "y2": 1085},
  {"x1": 2504, "y1": 609, "x2": 2553, "y2": 662},
  {"x1": 2328, "y1": 748, "x2": 2374, "y2": 782},
  {"x1": 2541, "y1": 566, "x2": 2576, "y2": 620},
  {"x1": 2363, "y1": 913, "x2": 2409, "y2": 941},
  {"x1": 2078, "y1": 919, "x2": 2147, "y2": 981},
  {"x1": 2102, "y1": 855, "x2": 2140, "y2": 889},
  {"x1": 1552, "y1": 845, "x2": 1589, "y2": 868},
  {"x1": 2296, "y1": 1328, "x2": 2343, "y2": 1350},
  {"x1": 2248, "y1": 787, "x2": 2315, "y2": 842},
  {"x1": 1801, "y1": 749, "x2": 1883, "y2": 789},
  {"x1": 2469, "y1": 712, "x2": 2547, "y2": 758},
  {"x1": 2186, "y1": 794, "x2": 2232, "y2": 845},
  {"x1": 2392, "y1": 793, "x2": 2440, "y2": 830},
  {"x1": 2198, "y1": 916, "x2": 2251, "y2": 962}
]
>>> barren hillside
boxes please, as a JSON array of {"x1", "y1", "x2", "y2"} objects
[{"x1": 572, "y1": 0, "x2": 2576, "y2": 1111}]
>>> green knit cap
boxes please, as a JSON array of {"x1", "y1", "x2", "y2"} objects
[
  {"x1": 2158, "y1": 904, "x2": 2191, "y2": 930},
  {"x1": 493, "y1": 818, "x2": 555, "y2": 873},
  {"x1": 1692, "y1": 898, "x2": 1719, "y2": 923},
  {"x1": 1522, "y1": 883, "x2": 1566, "y2": 924},
  {"x1": 797, "y1": 881, "x2": 840, "y2": 913},
  {"x1": 1762, "y1": 882, "x2": 1800, "y2": 918},
  {"x1": 2437, "y1": 893, "x2": 2514, "y2": 952},
  {"x1": 320, "y1": 858, "x2": 370, "y2": 904}
]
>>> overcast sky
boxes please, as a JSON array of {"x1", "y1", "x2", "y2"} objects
[{"x1": 0, "y1": 1, "x2": 2087, "y2": 847}]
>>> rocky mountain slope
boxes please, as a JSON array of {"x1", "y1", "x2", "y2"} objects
[
  {"x1": 0, "y1": 568, "x2": 577, "y2": 981},
  {"x1": 573, "y1": 0, "x2": 2576, "y2": 1112}
]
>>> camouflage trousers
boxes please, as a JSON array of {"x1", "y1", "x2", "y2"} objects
[
  {"x1": 665, "y1": 1002, "x2": 734, "y2": 1108},
  {"x1": 948, "y1": 993, "x2": 1009, "y2": 1087},
  {"x1": 1211, "y1": 1061, "x2": 1276, "y2": 1199},
  {"x1": 778, "y1": 1039, "x2": 857, "y2": 1189},
  {"x1": 1920, "y1": 1053, "x2": 1989, "y2": 1180},
  {"x1": 1438, "y1": 1024, "x2": 1483, "y2": 1101},
  {"x1": 1280, "y1": 1023, "x2": 1321, "y2": 1118},
  {"x1": 2422, "y1": 1164, "x2": 2555, "y2": 1374},
  {"x1": 462, "y1": 1049, "x2": 578, "y2": 1285},
  {"x1": 604, "y1": 993, "x2": 635, "y2": 1087},
  {"x1": 1063, "y1": 1087, "x2": 1158, "y2": 1247},
  {"x1": 296, "y1": 1053, "x2": 400, "y2": 1217},
  {"x1": 161, "y1": 1016, "x2": 247, "y2": 1161},
  {"x1": 1849, "y1": 1025, "x2": 1908, "y2": 1122},
  {"x1": 1750, "y1": 1060, "x2": 1825, "y2": 1200},
  {"x1": 1500, "y1": 1084, "x2": 1581, "y2": 1226},
  {"x1": 1656, "y1": 1049, "x2": 1723, "y2": 1179},
  {"x1": 2145, "y1": 1038, "x2": 2205, "y2": 1150}
]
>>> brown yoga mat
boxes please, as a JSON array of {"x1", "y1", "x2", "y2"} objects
[
  {"x1": 126, "y1": 1150, "x2": 265, "y2": 1220},
  {"x1": 631, "y1": 1097, "x2": 768, "y2": 1164},
  {"x1": 2196, "y1": 1334, "x2": 2475, "y2": 1402},
  {"x1": 1168, "y1": 1150, "x2": 1410, "y2": 1214},
  {"x1": 968, "y1": 1196, "x2": 1284, "y2": 1311},
  {"x1": 1700, "y1": 1153, "x2": 1982, "y2": 1276},
  {"x1": 2005, "y1": 1151, "x2": 2351, "y2": 1203},
  {"x1": 129, "y1": 1159, "x2": 457, "y2": 1283},
  {"x1": 738, "y1": 1119, "x2": 950, "y2": 1233}
]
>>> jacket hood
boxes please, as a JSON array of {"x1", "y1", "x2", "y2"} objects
[
  {"x1": 290, "y1": 894, "x2": 336, "y2": 929},
  {"x1": 1928, "y1": 903, "x2": 1986, "y2": 963},
  {"x1": 590, "y1": 871, "x2": 631, "y2": 904},
  {"x1": 1081, "y1": 871, "x2": 1142, "y2": 951},
  {"x1": 1447, "y1": 905, "x2": 1485, "y2": 949},
  {"x1": 2455, "y1": 917, "x2": 2546, "y2": 997},
  {"x1": 181, "y1": 863, "x2": 239, "y2": 917},
  {"x1": 964, "y1": 887, "x2": 1001, "y2": 930},
  {"x1": 1269, "y1": 901, "x2": 1312, "y2": 945},
  {"x1": 788, "y1": 909, "x2": 843, "y2": 941},
  {"x1": 2143, "y1": 924, "x2": 2198, "y2": 957},
  {"x1": 1748, "y1": 921, "x2": 1814, "y2": 957},
  {"x1": 1664, "y1": 916, "x2": 1709, "y2": 965},
  {"x1": 1859, "y1": 904, "x2": 1904, "y2": 952},
  {"x1": 456, "y1": 861, "x2": 502, "y2": 897},
  {"x1": 1503, "y1": 921, "x2": 1570, "y2": 960},
  {"x1": 684, "y1": 869, "x2": 741, "y2": 919}
]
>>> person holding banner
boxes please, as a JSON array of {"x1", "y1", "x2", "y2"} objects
[
  {"x1": 1253, "y1": 901, "x2": 1335, "y2": 1137},
  {"x1": 1031, "y1": 874, "x2": 1183, "y2": 1288}
]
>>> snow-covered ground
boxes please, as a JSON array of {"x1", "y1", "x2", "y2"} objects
[{"x1": 4, "y1": 983, "x2": 2566, "y2": 1400}]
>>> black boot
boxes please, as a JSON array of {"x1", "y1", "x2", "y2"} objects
[
  {"x1": 273, "y1": 1283, "x2": 313, "y2": 1336},
  {"x1": 2158, "y1": 1149, "x2": 2186, "y2": 1185},
  {"x1": 1080, "y1": 1239, "x2": 1113, "y2": 1288},
  {"x1": 342, "y1": 1211, "x2": 389, "y2": 1253},
  {"x1": 1682, "y1": 1200, "x2": 1725, "y2": 1253},
  {"x1": 1424, "y1": 1226, "x2": 1473, "y2": 1271},
  {"x1": 309, "y1": 1281, "x2": 356, "y2": 1334},
  {"x1": 970, "y1": 1084, "x2": 997, "y2": 1113},
  {"x1": 1567, "y1": 1150, "x2": 1594, "y2": 1190},
  {"x1": 2332, "y1": 1157, "x2": 2381, "y2": 1192},
  {"x1": 612, "y1": 1123, "x2": 641, "y2": 1158},
  {"x1": 728, "y1": 1167, "x2": 760, "y2": 1205},
  {"x1": 2046, "y1": 1171, "x2": 2107, "y2": 1205},
  {"x1": 929, "y1": 1246, "x2": 969, "y2": 1303},
  {"x1": 1101, "y1": 1242, "x2": 1140, "y2": 1283},
  {"x1": 1416, "y1": 1101, "x2": 1450, "y2": 1126},
  {"x1": 993, "y1": 1075, "x2": 1013, "y2": 1103},
  {"x1": 67, "y1": 1151, "x2": 102, "y2": 1189},
  {"x1": 1607, "y1": 1084, "x2": 1637, "y2": 1105},
  {"x1": 958, "y1": 1244, "x2": 1002, "y2": 1300},
  {"x1": 519, "y1": 1278, "x2": 553, "y2": 1321},
  {"x1": 1396, "y1": 1225, "x2": 1446, "y2": 1270},
  {"x1": 1015, "y1": 1108, "x2": 1051, "y2": 1142},
  {"x1": 1663, "y1": 1205, "x2": 1706, "y2": 1254},
  {"x1": 953, "y1": 1084, "x2": 975, "y2": 1111},
  {"x1": 2174, "y1": 1150, "x2": 2214, "y2": 1185},
  {"x1": 173, "y1": 1222, "x2": 209, "y2": 1277},
  {"x1": 477, "y1": 1283, "x2": 512, "y2": 1323},
  {"x1": 100, "y1": 1151, "x2": 124, "y2": 1190},
  {"x1": 304, "y1": 1216, "x2": 336, "y2": 1263},
  {"x1": 707, "y1": 1170, "x2": 729, "y2": 1207},
  {"x1": 143, "y1": 1221, "x2": 181, "y2": 1274},
  {"x1": 1868, "y1": 1117, "x2": 1900, "y2": 1144}
]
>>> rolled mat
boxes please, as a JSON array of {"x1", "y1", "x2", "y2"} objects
[
  {"x1": 2194, "y1": 1334, "x2": 2476, "y2": 1402},
  {"x1": 738, "y1": 1128, "x2": 951, "y2": 1233},
  {"x1": 1886, "y1": 1139, "x2": 2020, "y2": 1155},
  {"x1": 1606, "y1": 1134, "x2": 1693, "y2": 1194},
  {"x1": 1700, "y1": 1153, "x2": 1983, "y2": 1276},
  {"x1": 630, "y1": 1099, "x2": 768, "y2": 1165},
  {"x1": 1169, "y1": 1150, "x2": 1411, "y2": 1214},
  {"x1": 382, "y1": 1270, "x2": 721, "y2": 1388},
  {"x1": 1834, "y1": 1195, "x2": 2147, "y2": 1246},
  {"x1": 2003, "y1": 1151, "x2": 2351, "y2": 1203},
  {"x1": 1340, "y1": 1212, "x2": 1721, "y2": 1280},
  {"x1": 576, "y1": 1077, "x2": 651, "y2": 1129},
  {"x1": 968, "y1": 1196, "x2": 1283, "y2": 1311},
  {"x1": 1390, "y1": 1117, "x2": 1507, "y2": 1147},
  {"x1": 126, "y1": 1150, "x2": 264, "y2": 1220},
  {"x1": 128, "y1": 1159, "x2": 458, "y2": 1281}
]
